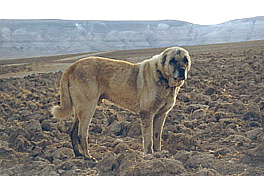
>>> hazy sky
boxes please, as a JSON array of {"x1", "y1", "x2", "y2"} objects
[{"x1": 1, "y1": 0, "x2": 263, "y2": 25}]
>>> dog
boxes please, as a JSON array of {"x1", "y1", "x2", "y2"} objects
[{"x1": 51, "y1": 47, "x2": 191, "y2": 161}]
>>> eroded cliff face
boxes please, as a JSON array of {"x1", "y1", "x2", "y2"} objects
[{"x1": 1, "y1": 17, "x2": 264, "y2": 59}]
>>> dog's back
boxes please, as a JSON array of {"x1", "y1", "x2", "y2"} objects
[{"x1": 52, "y1": 56, "x2": 142, "y2": 118}]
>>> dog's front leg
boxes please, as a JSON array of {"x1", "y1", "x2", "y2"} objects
[
  {"x1": 140, "y1": 110, "x2": 155, "y2": 154},
  {"x1": 153, "y1": 112, "x2": 167, "y2": 152}
]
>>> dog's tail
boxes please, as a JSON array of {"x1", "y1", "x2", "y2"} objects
[{"x1": 51, "y1": 70, "x2": 73, "y2": 118}]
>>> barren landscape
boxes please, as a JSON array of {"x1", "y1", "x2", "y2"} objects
[{"x1": 0, "y1": 40, "x2": 264, "y2": 175}]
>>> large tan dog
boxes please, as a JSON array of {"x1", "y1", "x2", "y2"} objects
[{"x1": 51, "y1": 47, "x2": 191, "y2": 161}]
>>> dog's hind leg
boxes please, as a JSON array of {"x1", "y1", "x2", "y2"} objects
[
  {"x1": 70, "y1": 117, "x2": 83, "y2": 157},
  {"x1": 76, "y1": 99, "x2": 98, "y2": 162}
]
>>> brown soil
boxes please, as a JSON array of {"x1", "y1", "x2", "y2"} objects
[{"x1": 0, "y1": 40, "x2": 264, "y2": 175}]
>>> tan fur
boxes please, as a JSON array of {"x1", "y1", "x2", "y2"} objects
[{"x1": 51, "y1": 47, "x2": 191, "y2": 161}]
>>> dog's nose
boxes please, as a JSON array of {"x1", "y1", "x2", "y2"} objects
[{"x1": 178, "y1": 67, "x2": 186, "y2": 80}]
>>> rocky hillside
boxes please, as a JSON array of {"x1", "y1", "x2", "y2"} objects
[{"x1": 1, "y1": 16, "x2": 264, "y2": 59}]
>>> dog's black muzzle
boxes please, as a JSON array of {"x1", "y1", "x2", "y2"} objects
[{"x1": 178, "y1": 67, "x2": 187, "y2": 80}]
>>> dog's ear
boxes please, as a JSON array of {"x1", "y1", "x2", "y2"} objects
[
  {"x1": 161, "y1": 54, "x2": 167, "y2": 66},
  {"x1": 160, "y1": 48, "x2": 172, "y2": 66}
]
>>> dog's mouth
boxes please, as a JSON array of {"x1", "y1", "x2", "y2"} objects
[
  {"x1": 167, "y1": 67, "x2": 187, "y2": 87},
  {"x1": 168, "y1": 78, "x2": 184, "y2": 87},
  {"x1": 173, "y1": 77, "x2": 185, "y2": 81}
]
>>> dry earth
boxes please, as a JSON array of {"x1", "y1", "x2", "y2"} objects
[{"x1": 0, "y1": 40, "x2": 264, "y2": 175}]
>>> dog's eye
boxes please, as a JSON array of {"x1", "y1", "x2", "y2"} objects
[
  {"x1": 169, "y1": 57, "x2": 177, "y2": 64},
  {"x1": 183, "y1": 56, "x2": 188, "y2": 64}
]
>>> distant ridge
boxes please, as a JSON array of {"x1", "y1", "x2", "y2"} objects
[{"x1": 1, "y1": 16, "x2": 264, "y2": 59}]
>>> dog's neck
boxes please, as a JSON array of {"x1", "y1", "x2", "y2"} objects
[
  {"x1": 156, "y1": 69, "x2": 172, "y2": 88},
  {"x1": 150, "y1": 58, "x2": 174, "y2": 88}
]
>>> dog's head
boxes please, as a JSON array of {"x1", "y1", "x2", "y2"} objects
[{"x1": 159, "y1": 47, "x2": 191, "y2": 87}]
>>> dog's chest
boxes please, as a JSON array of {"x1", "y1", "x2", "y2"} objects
[{"x1": 155, "y1": 87, "x2": 178, "y2": 106}]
